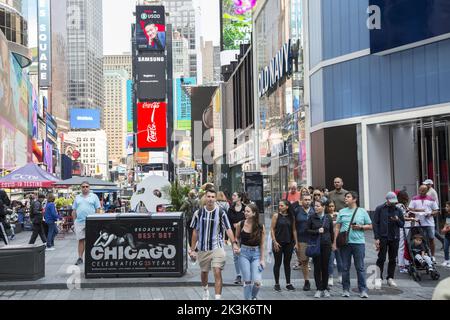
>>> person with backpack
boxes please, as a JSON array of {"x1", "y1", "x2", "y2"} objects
[
  {"x1": 29, "y1": 193, "x2": 47, "y2": 245},
  {"x1": 180, "y1": 190, "x2": 199, "y2": 249},
  {"x1": 270, "y1": 200, "x2": 298, "y2": 292},
  {"x1": 0, "y1": 189, "x2": 11, "y2": 245},
  {"x1": 189, "y1": 189, "x2": 239, "y2": 300},
  {"x1": 307, "y1": 198, "x2": 334, "y2": 298},
  {"x1": 333, "y1": 191, "x2": 372, "y2": 299},
  {"x1": 227, "y1": 192, "x2": 246, "y2": 284}
]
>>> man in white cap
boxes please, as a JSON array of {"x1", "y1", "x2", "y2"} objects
[
  {"x1": 423, "y1": 179, "x2": 439, "y2": 205},
  {"x1": 373, "y1": 192, "x2": 405, "y2": 287}
]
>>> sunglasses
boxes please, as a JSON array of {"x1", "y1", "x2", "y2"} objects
[{"x1": 82, "y1": 186, "x2": 90, "y2": 189}]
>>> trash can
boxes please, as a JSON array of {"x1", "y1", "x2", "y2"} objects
[
  {"x1": 85, "y1": 213, "x2": 187, "y2": 278},
  {"x1": 0, "y1": 244, "x2": 45, "y2": 281}
]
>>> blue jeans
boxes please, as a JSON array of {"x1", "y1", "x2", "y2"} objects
[
  {"x1": 445, "y1": 238, "x2": 450, "y2": 261},
  {"x1": 340, "y1": 243, "x2": 367, "y2": 293},
  {"x1": 238, "y1": 245, "x2": 263, "y2": 300},
  {"x1": 47, "y1": 222, "x2": 58, "y2": 248},
  {"x1": 233, "y1": 251, "x2": 241, "y2": 278},
  {"x1": 328, "y1": 249, "x2": 343, "y2": 276}
]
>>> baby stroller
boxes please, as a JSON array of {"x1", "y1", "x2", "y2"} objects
[{"x1": 402, "y1": 225, "x2": 440, "y2": 282}]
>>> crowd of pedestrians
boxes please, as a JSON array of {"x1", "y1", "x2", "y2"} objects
[{"x1": 186, "y1": 177, "x2": 450, "y2": 300}]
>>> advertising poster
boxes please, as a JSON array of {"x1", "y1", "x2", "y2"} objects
[
  {"x1": 221, "y1": 0, "x2": 256, "y2": 50},
  {"x1": 136, "y1": 52, "x2": 166, "y2": 101},
  {"x1": 136, "y1": 6, "x2": 166, "y2": 51},
  {"x1": 127, "y1": 80, "x2": 133, "y2": 133},
  {"x1": 175, "y1": 77, "x2": 196, "y2": 130},
  {"x1": 70, "y1": 108, "x2": 101, "y2": 130},
  {"x1": 44, "y1": 141, "x2": 53, "y2": 173},
  {"x1": 85, "y1": 214, "x2": 185, "y2": 277},
  {"x1": 244, "y1": 172, "x2": 264, "y2": 213},
  {"x1": 126, "y1": 134, "x2": 134, "y2": 156},
  {"x1": 137, "y1": 101, "x2": 167, "y2": 150}
]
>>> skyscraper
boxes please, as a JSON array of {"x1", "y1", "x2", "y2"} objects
[
  {"x1": 162, "y1": 0, "x2": 196, "y2": 78},
  {"x1": 67, "y1": 0, "x2": 104, "y2": 113},
  {"x1": 103, "y1": 54, "x2": 132, "y2": 79},
  {"x1": 103, "y1": 69, "x2": 128, "y2": 166}
]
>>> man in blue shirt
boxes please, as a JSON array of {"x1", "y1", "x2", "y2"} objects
[
  {"x1": 333, "y1": 191, "x2": 372, "y2": 298},
  {"x1": 72, "y1": 181, "x2": 101, "y2": 266}
]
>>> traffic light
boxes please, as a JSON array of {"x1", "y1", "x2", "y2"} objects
[{"x1": 109, "y1": 160, "x2": 113, "y2": 169}]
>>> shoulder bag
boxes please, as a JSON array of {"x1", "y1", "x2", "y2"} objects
[
  {"x1": 306, "y1": 215, "x2": 328, "y2": 258},
  {"x1": 336, "y1": 207, "x2": 359, "y2": 249}
]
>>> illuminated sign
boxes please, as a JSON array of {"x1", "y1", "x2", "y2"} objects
[
  {"x1": 137, "y1": 102, "x2": 167, "y2": 150},
  {"x1": 136, "y1": 6, "x2": 166, "y2": 51}
]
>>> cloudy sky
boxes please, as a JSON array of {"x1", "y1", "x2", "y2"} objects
[{"x1": 102, "y1": 0, "x2": 220, "y2": 55}]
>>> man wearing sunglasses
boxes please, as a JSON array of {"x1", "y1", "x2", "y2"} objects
[{"x1": 72, "y1": 181, "x2": 101, "y2": 266}]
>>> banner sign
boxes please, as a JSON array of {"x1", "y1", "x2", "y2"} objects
[
  {"x1": 369, "y1": 0, "x2": 450, "y2": 55},
  {"x1": 136, "y1": 5, "x2": 166, "y2": 51},
  {"x1": 70, "y1": 108, "x2": 101, "y2": 130},
  {"x1": 38, "y1": 0, "x2": 52, "y2": 87},
  {"x1": 221, "y1": 0, "x2": 255, "y2": 50},
  {"x1": 85, "y1": 214, "x2": 186, "y2": 277},
  {"x1": 136, "y1": 52, "x2": 166, "y2": 101},
  {"x1": 175, "y1": 77, "x2": 196, "y2": 130},
  {"x1": 137, "y1": 101, "x2": 167, "y2": 150}
]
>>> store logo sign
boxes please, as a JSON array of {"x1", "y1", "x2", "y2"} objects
[{"x1": 258, "y1": 39, "x2": 292, "y2": 97}]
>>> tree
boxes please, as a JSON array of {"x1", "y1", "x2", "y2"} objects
[{"x1": 163, "y1": 181, "x2": 190, "y2": 212}]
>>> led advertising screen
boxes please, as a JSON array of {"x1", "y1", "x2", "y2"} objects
[
  {"x1": 136, "y1": 52, "x2": 166, "y2": 101},
  {"x1": 137, "y1": 101, "x2": 167, "y2": 150},
  {"x1": 136, "y1": 6, "x2": 166, "y2": 51},
  {"x1": 175, "y1": 77, "x2": 196, "y2": 130},
  {"x1": 127, "y1": 80, "x2": 133, "y2": 133},
  {"x1": 70, "y1": 108, "x2": 101, "y2": 130},
  {"x1": 126, "y1": 134, "x2": 134, "y2": 156},
  {"x1": 221, "y1": 0, "x2": 255, "y2": 50},
  {"x1": 370, "y1": 0, "x2": 450, "y2": 55}
]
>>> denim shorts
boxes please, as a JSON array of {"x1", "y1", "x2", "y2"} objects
[{"x1": 422, "y1": 226, "x2": 435, "y2": 240}]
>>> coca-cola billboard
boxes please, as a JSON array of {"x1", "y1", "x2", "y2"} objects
[{"x1": 137, "y1": 102, "x2": 167, "y2": 150}]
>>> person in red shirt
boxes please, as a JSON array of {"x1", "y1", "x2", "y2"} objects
[{"x1": 283, "y1": 182, "x2": 301, "y2": 204}]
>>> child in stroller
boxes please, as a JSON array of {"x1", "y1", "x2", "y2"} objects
[{"x1": 404, "y1": 228, "x2": 440, "y2": 281}]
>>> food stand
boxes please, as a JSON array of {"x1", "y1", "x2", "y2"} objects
[{"x1": 84, "y1": 212, "x2": 187, "y2": 278}]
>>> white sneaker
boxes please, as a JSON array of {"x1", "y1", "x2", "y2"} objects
[
  {"x1": 431, "y1": 256, "x2": 436, "y2": 263},
  {"x1": 342, "y1": 290, "x2": 350, "y2": 298},
  {"x1": 441, "y1": 260, "x2": 450, "y2": 267},
  {"x1": 314, "y1": 290, "x2": 323, "y2": 298},
  {"x1": 387, "y1": 278, "x2": 398, "y2": 288},
  {"x1": 360, "y1": 291, "x2": 369, "y2": 299},
  {"x1": 45, "y1": 247, "x2": 55, "y2": 251},
  {"x1": 328, "y1": 277, "x2": 334, "y2": 287},
  {"x1": 337, "y1": 275, "x2": 342, "y2": 284},
  {"x1": 202, "y1": 289, "x2": 210, "y2": 300},
  {"x1": 324, "y1": 290, "x2": 331, "y2": 298}
]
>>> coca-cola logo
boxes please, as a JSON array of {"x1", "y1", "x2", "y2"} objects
[{"x1": 141, "y1": 102, "x2": 160, "y2": 109}]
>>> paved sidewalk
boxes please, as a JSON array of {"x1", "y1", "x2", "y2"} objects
[{"x1": 0, "y1": 217, "x2": 449, "y2": 300}]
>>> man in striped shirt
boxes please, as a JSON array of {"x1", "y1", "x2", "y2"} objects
[{"x1": 189, "y1": 189, "x2": 239, "y2": 300}]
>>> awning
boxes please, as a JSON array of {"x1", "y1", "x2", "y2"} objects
[{"x1": 0, "y1": 163, "x2": 60, "y2": 189}]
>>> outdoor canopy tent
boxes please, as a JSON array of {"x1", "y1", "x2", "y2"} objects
[
  {"x1": 0, "y1": 163, "x2": 60, "y2": 189},
  {"x1": 53, "y1": 176, "x2": 117, "y2": 188}
]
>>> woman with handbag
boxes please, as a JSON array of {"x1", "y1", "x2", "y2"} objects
[
  {"x1": 306, "y1": 198, "x2": 334, "y2": 298},
  {"x1": 270, "y1": 200, "x2": 298, "y2": 292}
]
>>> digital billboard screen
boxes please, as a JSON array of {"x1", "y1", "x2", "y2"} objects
[
  {"x1": 136, "y1": 6, "x2": 166, "y2": 51},
  {"x1": 70, "y1": 108, "x2": 101, "y2": 130},
  {"x1": 137, "y1": 101, "x2": 167, "y2": 150},
  {"x1": 221, "y1": 0, "x2": 255, "y2": 50},
  {"x1": 136, "y1": 52, "x2": 166, "y2": 101},
  {"x1": 370, "y1": 0, "x2": 450, "y2": 55},
  {"x1": 175, "y1": 77, "x2": 196, "y2": 130}
]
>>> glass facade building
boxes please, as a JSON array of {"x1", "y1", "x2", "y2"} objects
[
  {"x1": 253, "y1": 0, "x2": 305, "y2": 213},
  {"x1": 0, "y1": 0, "x2": 27, "y2": 46},
  {"x1": 67, "y1": 0, "x2": 104, "y2": 113}
]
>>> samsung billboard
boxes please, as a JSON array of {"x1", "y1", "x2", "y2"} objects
[
  {"x1": 70, "y1": 108, "x2": 101, "y2": 130},
  {"x1": 136, "y1": 52, "x2": 166, "y2": 101},
  {"x1": 369, "y1": 0, "x2": 450, "y2": 55}
]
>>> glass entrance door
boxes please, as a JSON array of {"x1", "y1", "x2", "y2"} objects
[{"x1": 417, "y1": 117, "x2": 450, "y2": 226}]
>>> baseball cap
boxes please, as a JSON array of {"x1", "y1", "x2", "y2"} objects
[
  {"x1": 386, "y1": 191, "x2": 398, "y2": 204},
  {"x1": 423, "y1": 179, "x2": 434, "y2": 185}
]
